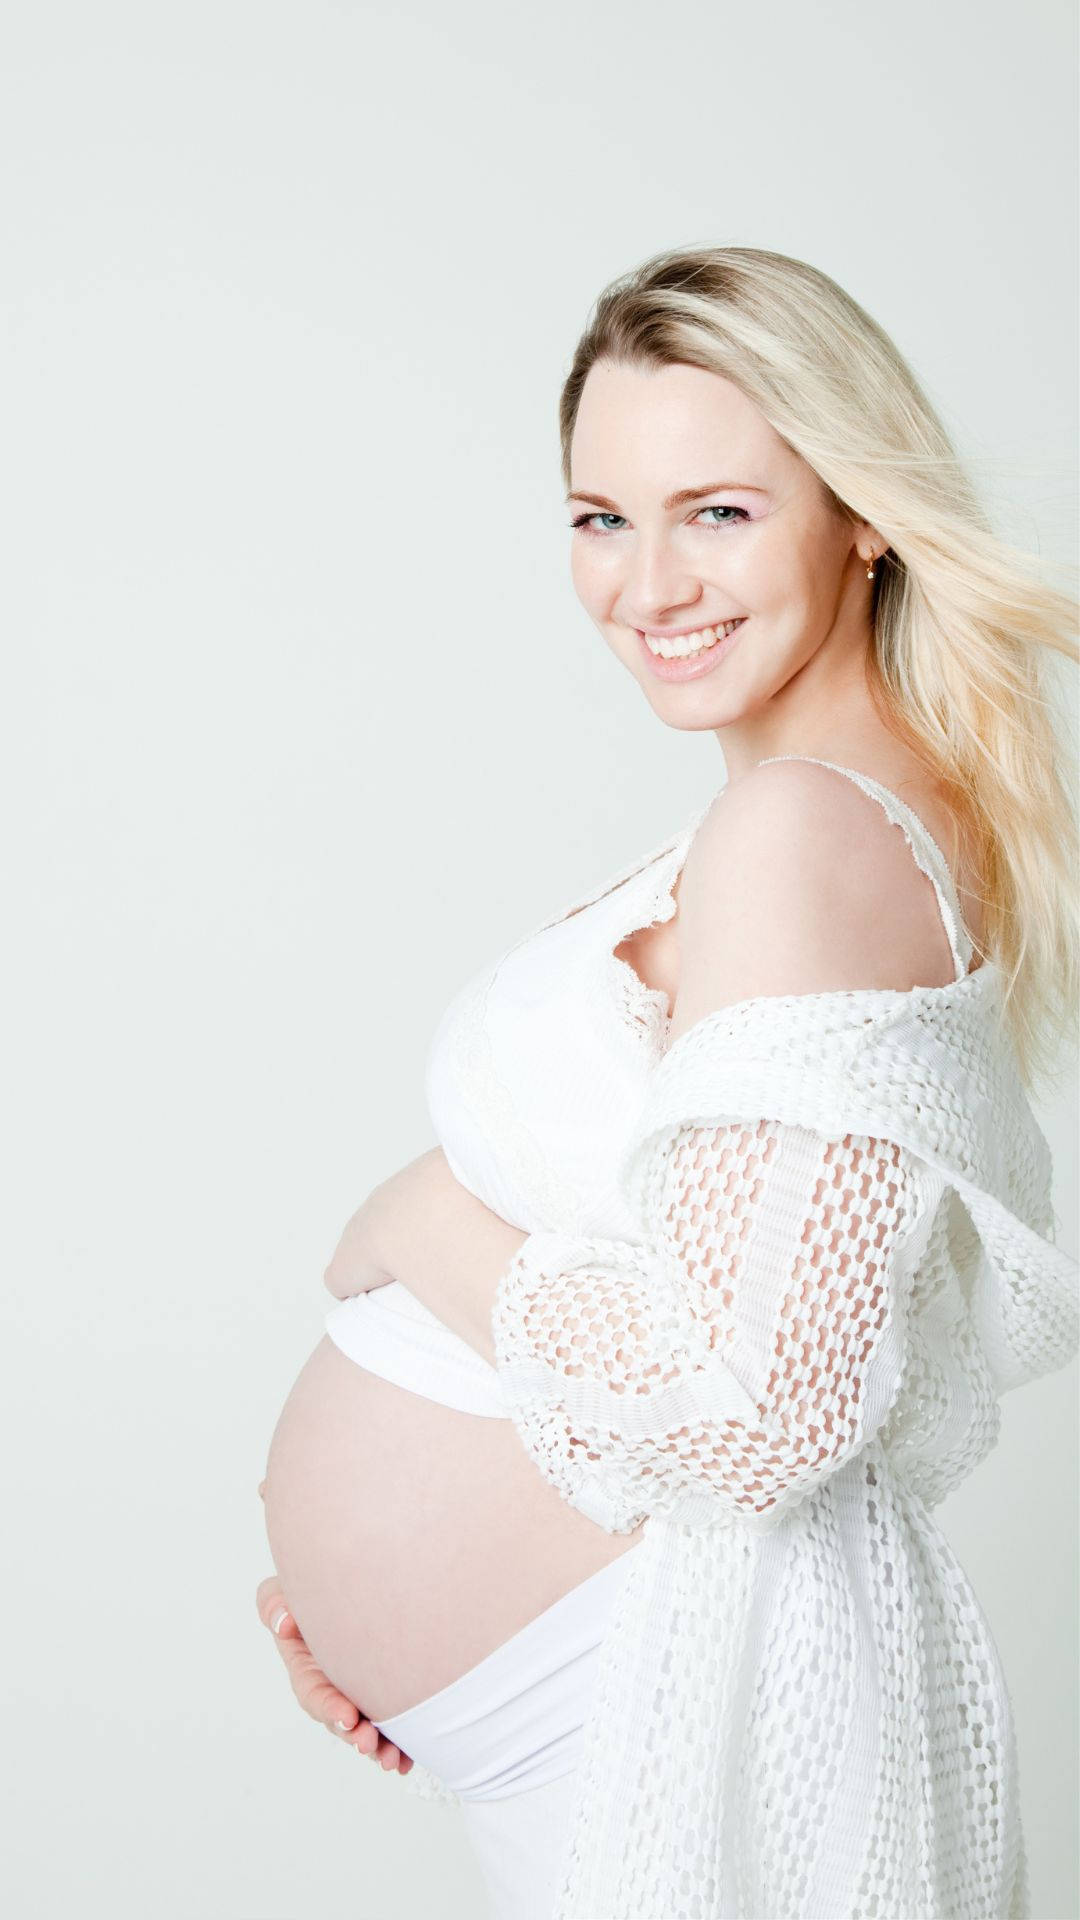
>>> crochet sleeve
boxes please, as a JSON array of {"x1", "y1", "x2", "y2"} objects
[{"x1": 491, "y1": 1115, "x2": 930, "y2": 1533}]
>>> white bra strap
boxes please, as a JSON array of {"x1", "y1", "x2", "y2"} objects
[{"x1": 755, "y1": 755, "x2": 975, "y2": 982}]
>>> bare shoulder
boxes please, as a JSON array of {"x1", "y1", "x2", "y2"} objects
[{"x1": 668, "y1": 758, "x2": 960, "y2": 1045}]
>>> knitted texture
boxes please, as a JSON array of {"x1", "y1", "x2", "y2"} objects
[
  {"x1": 491, "y1": 1121, "x2": 925, "y2": 1535},
  {"x1": 486, "y1": 979, "x2": 1076, "y2": 1919},
  {"x1": 402, "y1": 762, "x2": 1077, "y2": 1909}
]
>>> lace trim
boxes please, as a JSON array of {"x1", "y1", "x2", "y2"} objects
[
  {"x1": 596, "y1": 842, "x2": 685, "y2": 1052},
  {"x1": 594, "y1": 796, "x2": 715, "y2": 1056},
  {"x1": 441, "y1": 805, "x2": 711, "y2": 1224}
]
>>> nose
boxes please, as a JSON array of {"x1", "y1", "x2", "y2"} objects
[{"x1": 617, "y1": 532, "x2": 703, "y2": 629}]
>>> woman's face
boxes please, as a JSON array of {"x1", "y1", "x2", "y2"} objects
[{"x1": 566, "y1": 359, "x2": 878, "y2": 753}]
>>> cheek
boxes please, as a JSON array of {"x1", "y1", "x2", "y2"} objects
[
  {"x1": 736, "y1": 533, "x2": 814, "y2": 619},
  {"x1": 570, "y1": 540, "x2": 617, "y2": 612},
  {"x1": 717, "y1": 524, "x2": 788, "y2": 601}
]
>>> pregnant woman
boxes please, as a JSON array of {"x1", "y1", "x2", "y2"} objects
[{"x1": 257, "y1": 245, "x2": 1079, "y2": 1919}]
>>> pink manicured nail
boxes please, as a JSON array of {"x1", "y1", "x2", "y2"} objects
[{"x1": 270, "y1": 1607, "x2": 290, "y2": 1634}]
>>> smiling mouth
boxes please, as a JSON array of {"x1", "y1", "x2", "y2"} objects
[{"x1": 639, "y1": 617, "x2": 746, "y2": 660}]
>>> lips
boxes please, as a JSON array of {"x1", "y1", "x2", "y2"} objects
[
  {"x1": 639, "y1": 617, "x2": 745, "y2": 659},
  {"x1": 636, "y1": 617, "x2": 748, "y2": 683},
  {"x1": 638, "y1": 618, "x2": 745, "y2": 640}
]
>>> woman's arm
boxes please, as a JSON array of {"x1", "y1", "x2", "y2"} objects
[{"x1": 324, "y1": 1146, "x2": 527, "y2": 1368}]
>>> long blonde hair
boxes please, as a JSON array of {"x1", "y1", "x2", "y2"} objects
[{"x1": 558, "y1": 244, "x2": 1079, "y2": 1098}]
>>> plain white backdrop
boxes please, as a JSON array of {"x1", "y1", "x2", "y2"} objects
[{"x1": 3, "y1": 3, "x2": 1076, "y2": 1915}]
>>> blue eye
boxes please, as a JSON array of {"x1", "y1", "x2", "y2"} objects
[
  {"x1": 567, "y1": 506, "x2": 749, "y2": 534},
  {"x1": 695, "y1": 505, "x2": 747, "y2": 528},
  {"x1": 568, "y1": 512, "x2": 627, "y2": 532}
]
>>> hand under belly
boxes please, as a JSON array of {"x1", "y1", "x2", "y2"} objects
[{"x1": 262, "y1": 1332, "x2": 644, "y2": 1724}]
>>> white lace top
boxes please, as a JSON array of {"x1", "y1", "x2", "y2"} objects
[
  {"x1": 324, "y1": 772, "x2": 715, "y2": 1407},
  {"x1": 362, "y1": 759, "x2": 1079, "y2": 1920}
]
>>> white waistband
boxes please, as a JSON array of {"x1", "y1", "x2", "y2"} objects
[
  {"x1": 370, "y1": 1547, "x2": 641, "y2": 1800},
  {"x1": 324, "y1": 1282, "x2": 509, "y2": 1417}
]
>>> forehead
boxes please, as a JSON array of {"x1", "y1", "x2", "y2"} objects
[{"x1": 570, "y1": 359, "x2": 791, "y2": 485}]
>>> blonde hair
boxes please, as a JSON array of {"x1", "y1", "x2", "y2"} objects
[{"x1": 559, "y1": 244, "x2": 1079, "y2": 1098}]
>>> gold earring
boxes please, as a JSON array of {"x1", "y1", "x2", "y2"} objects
[{"x1": 866, "y1": 550, "x2": 875, "y2": 580}]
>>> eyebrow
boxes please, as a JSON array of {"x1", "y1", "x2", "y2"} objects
[{"x1": 565, "y1": 482, "x2": 767, "y2": 510}]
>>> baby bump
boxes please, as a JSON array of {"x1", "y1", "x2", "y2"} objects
[{"x1": 262, "y1": 1331, "x2": 643, "y2": 1724}]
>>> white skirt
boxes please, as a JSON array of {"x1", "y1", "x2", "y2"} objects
[{"x1": 372, "y1": 1552, "x2": 640, "y2": 1920}]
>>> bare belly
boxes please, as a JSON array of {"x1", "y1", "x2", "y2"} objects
[{"x1": 262, "y1": 1333, "x2": 644, "y2": 1724}]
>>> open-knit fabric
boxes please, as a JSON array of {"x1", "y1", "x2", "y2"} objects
[
  {"x1": 489, "y1": 981, "x2": 1076, "y2": 1920},
  {"x1": 493, "y1": 1115, "x2": 927, "y2": 1533},
  {"x1": 399, "y1": 758, "x2": 1078, "y2": 1920}
]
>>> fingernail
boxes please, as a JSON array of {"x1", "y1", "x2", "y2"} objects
[
  {"x1": 334, "y1": 1719, "x2": 350, "y2": 1731},
  {"x1": 270, "y1": 1607, "x2": 290, "y2": 1634}
]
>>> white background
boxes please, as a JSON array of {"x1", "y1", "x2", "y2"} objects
[{"x1": 3, "y1": 3, "x2": 1076, "y2": 1915}]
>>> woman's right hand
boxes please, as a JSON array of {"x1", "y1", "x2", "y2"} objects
[{"x1": 255, "y1": 1487, "x2": 413, "y2": 1775}]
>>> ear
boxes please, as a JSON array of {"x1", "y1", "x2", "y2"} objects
[{"x1": 854, "y1": 519, "x2": 888, "y2": 565}]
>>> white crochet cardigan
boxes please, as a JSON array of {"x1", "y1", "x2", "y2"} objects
[{"x1": 405, "y1": 959, "x2": 1077, "y2": 1920}]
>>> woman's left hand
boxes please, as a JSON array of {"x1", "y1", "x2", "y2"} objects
[
  {"x1": 323, "y1": 1148, "x2": 528, "y2": 1366},
  {"x1": 255, "y1": 1486, "x2": 412, "y2": 1775},
  {"x1": 323, "y1": 1189, "x2": 397, "y2": 1300}
]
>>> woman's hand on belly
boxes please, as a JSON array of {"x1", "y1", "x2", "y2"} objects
[
  {"x1": 255, "y1": 1529, "x2": 412, "y2": 1772},
  {"x1": 325, "y1": 1147, "x2": 528, "y2": 1368},
  {"x1": 322, "y1": 1194, "x2": 397, "y2": 1301}
]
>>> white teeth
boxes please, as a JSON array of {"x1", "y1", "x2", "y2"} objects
[{"x1": 644, "y1": 619, "x2": 743, "y2": 660}]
